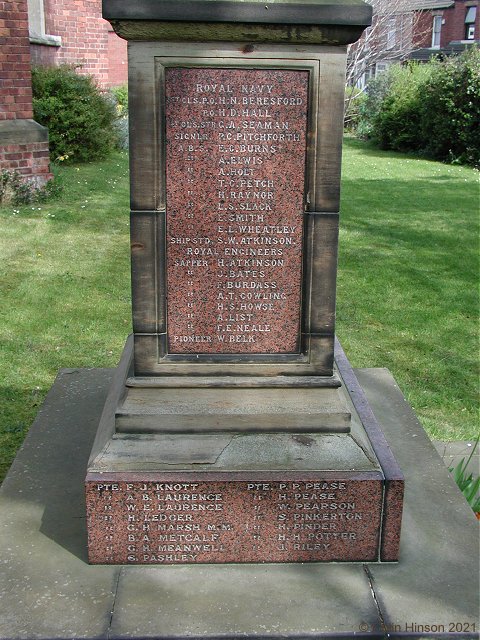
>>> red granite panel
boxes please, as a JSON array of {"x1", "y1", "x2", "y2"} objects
[
  {"x1": 86, "y1": 472, "x2": 383, "y2": 564},
  {"x1": 165, "y1": 68, "x2": 308, "y2": 354},
  {"x1": 380, "y1": 478, "x2": 404, "y2": 562}
]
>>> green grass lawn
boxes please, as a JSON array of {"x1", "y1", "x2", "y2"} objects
[
  {"x1": 0, "y1": 142, "x2": 478, "y2": 483},
  {"x1": 338, "y1": 138, "x2": 479, "y2": 442},
  {"x1": 0, "y1": 152, "x2": 131, "y2": 481}
]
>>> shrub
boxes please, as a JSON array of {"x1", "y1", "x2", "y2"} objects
[
  {"x1": 109, "y1": 84, "x2": 129, "y2": 150},
  {"x1": 365, "y1": 63, "x2": 433, "y2": 152},
  {"x1": 356, "y1": 47, "x2": 480, "y2": 166},
  {"x1": 32, "y1": 65, "x2": 117, "y2": 163},
  {"x1": 355, "y1": 71, "x2": 392, "y2": 140},
  {"x1": 344, "y1": 86, "x2": 367, "y2": 132},
  {"x1": 418, "y1": 47, "x2": 480, "y2": 166},
  {"x1": 111, "y1": 84, "x2": 128, "y2": 116}
]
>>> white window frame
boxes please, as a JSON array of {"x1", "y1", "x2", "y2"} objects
[
  {"x1": 375, "y1": 62, "x2": 390, "y2": 77},
  {"x1": 27, "y1": 0, "x2": 61, "y2": 46},
  {"x1": 432, "y1": 15, "x2": 442, "y2": 48},
  {"x1": 465, "y1": 6, "x2": 477, "y2": 40},
  {"x1": 386, "y1": 17, "x2": 396, "y2": 50}
]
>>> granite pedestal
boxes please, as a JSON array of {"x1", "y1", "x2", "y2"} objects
[{"x1": 0, "y1": 367, "x2": 477, "y2": 639}]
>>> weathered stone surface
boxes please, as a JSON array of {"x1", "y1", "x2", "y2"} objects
[
  {"x1": 0, "y1": 118, "x2": 49, "y2": 144},
  {"x1": 103, "y1": 0, "x2": 373, "y2": 45},
  {"x1": 87, "y1": 432, "x2": 378, "y2": 472},
  {"x1": 166, "y1": 67, "x2": 308, "y2": 354},
  {"x1": 115, "y1": 386, "x2": 351, "y2": 432}
]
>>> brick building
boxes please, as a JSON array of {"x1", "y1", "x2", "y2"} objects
[
  {"x1": 0, "y1": 0, "x2": 127, "y2": 189},
  {"x1": 28, "y1": 0, "x2": 127, "y2": 87},
  {"x1": 0, "y1": 0, "x2": 51, "y2": 188},
  {"x1": 411, "y1": 0, "x2": 479, "y2": 59},
  {"x1": 349, "y1": 0, "x2": 479, "y2": 89}
]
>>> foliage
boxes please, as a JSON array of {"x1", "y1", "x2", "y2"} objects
[
  {"x1": 344, "y1": 86, "x2": 367, "y2": 131},
  {"x1": 355, "y1": 47, "x2": 480, "y2": 166},
  {"x1": 418, "y1": 47, "x2": 480, "y2": 166},
  {"x1": 449, "y1": 438, "x2": 480, "y2": 515},
  {"x1": 109, "y1": 84, "x2": 129, "y2": 150},
  {"x1": 372, "y1": 62, "x2": 434, "y2": 151},
  {"x1": 0, "y1": 169, "x2": 62, "y2": 205},
  {"x1": 32, "y1": 65, "x2": 117, "y2": 163},
  {"x1": 355, "y1": 71, "x2": 392, "y2": 139},
  {"x1": 111, "y1": 84, "x2": 128, "y2": 116}
]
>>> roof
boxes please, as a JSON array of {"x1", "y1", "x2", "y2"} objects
[
  {"x1": 410, "y1": 40, "x2": 477, "y2": 60},
  {"x1": 403, "y1": 0, "x2": 455, "y2": 10}
]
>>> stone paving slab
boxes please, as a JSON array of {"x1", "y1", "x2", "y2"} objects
[
  {"x1": 433, "y1": 440, "x2": 479, "y2": 477},
  {"x1": 0, "y1": 367, "x2": 478, "y2": 639},
  {"x1": 0, "y1": 369, "x2": 119, "y2": 640},
  {"x1": 356, "y1": 369, "x2": 479, "y2": 638}
]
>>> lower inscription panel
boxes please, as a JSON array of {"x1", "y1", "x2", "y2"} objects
[{"x1": 86, "y1": 473, "x2": 384, "y2": 563}]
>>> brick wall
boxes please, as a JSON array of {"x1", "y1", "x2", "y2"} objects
[
  {"x1": 413, "y1": 1, "x2": 480, "y2": 49},
  {"x1": 0, "y1": 0, "x2": 33, "y2": 121},
  {"x1": 0, "y1": 0, "x2": 51, "y2": 187},
  {"x1": 30, "y1": 0, "x2": 127, "y2": 87},
  {"x1": 107, "y1": 27, "x2": 127, "y2": 87},
  {"x1": 441, "y1": 0, "x2": 479, "y2": 46},
  {"x1": 0, "y1": 141, "x2": 50, "y2": 180},
  {"x1": 413, "y1": 11, "x2": 435, "y2": 48}
]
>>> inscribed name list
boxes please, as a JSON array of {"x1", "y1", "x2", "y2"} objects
[
  {"x1": 86, "y1": 478, "x2": 382, "y2": 564},
  {"x1": 165, "y1": 68, "x2": 309, "y2": 353}
]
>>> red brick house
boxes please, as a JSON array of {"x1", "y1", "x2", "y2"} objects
[
  {"x1": 350, "y1": 0, "x2": 479, "y2": 87},
  {"x1": 411, "y1": 0, "x2": 479, "y2": 59},
  {"x1": 0, "y1": 0, "x2": 127, "y2": 188}
]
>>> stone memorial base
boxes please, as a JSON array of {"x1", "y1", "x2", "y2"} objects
[
  {"x1": 85, "y1": 339, "x2": 403, "y2": 564},
  {"x1": 0, "y1": 365, "x2": 478, "y2": 639}
]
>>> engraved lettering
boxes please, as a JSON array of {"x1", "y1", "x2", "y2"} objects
[{"x1": 166, "y1": 68, "x2": 308, "y2": 353}]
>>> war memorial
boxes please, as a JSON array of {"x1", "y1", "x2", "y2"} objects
[{"x1": 0, "y1": 1, "x2": 478, "y2": 637}]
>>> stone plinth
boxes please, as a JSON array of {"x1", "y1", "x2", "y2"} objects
[{"x1": 85, "y1": 339, "x2": 403, "y2": 564}]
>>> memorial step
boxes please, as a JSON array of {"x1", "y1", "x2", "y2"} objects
[{"x1": 115, "y1": 387, "x2": 351, "y2": 433}]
